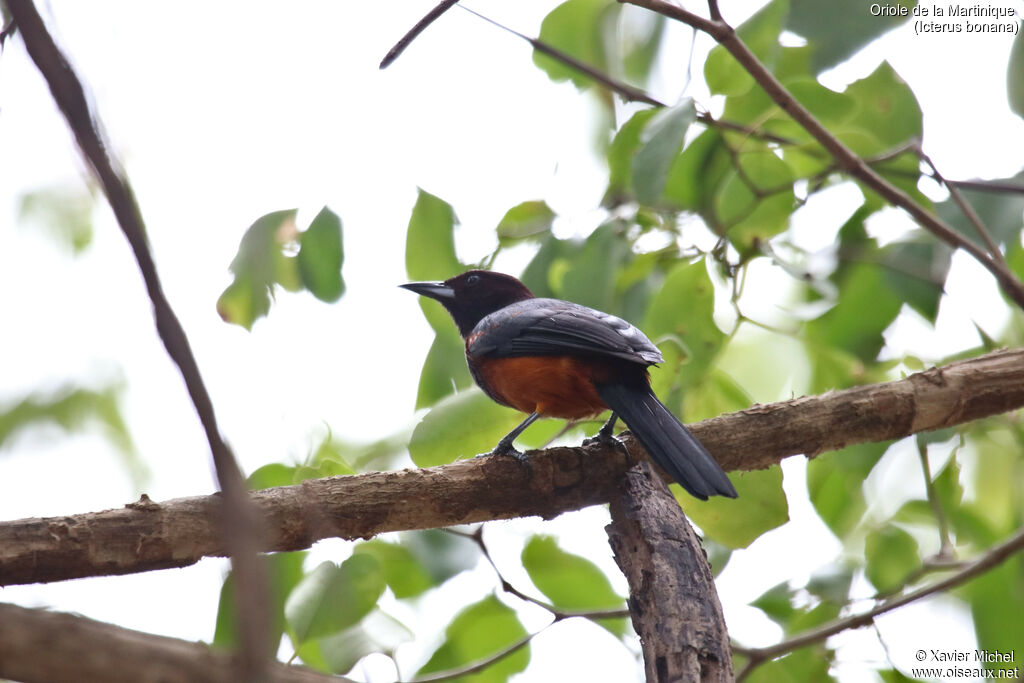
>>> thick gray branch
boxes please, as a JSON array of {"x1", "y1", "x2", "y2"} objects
[
  {"x1": 1, "y1": 348, "x2": 1022, "y2": 586},
  {"x1": 607, "y1": 463, "x2": 732, "y2": 681},
  {"x1": 0, "y1": 603, "x2": 341, "y2": 683}
]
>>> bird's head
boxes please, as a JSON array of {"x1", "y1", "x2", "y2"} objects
[{"x1": 401, "y1": 270, "x2": 535, "y2": 337}]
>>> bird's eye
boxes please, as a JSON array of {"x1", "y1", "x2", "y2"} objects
[{"x1": 466, "y1": 274, "x2": 480, "y2": 286}]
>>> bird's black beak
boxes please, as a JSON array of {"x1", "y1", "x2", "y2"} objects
[{"x1": 400, "y1": 281, "x2": 455, "y2": 301}]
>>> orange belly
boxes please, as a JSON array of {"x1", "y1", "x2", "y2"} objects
[{"x1": 471, "y1": 355, "x2": 611, "y2": 420}]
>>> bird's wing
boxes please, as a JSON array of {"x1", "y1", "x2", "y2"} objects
[{"x1": 467, "y1": 299, "x2": 663, "y2": 365}]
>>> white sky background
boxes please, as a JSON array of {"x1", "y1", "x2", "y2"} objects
[{"x1": 1, "y1": 1, "x2": 1022, "y2": 681}]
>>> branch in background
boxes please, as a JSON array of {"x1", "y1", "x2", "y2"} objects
[
  {"x1": 2, "y1": 0, "x2": 271, "y2": 675},
  {"x1": 619, "y1": 0, "x2": 1024, "y2": 310},
  {"x1": 3, "y1": 348, "x2": 1023, "y2": 586},
  {"x1": 733, "y1": 525, "x2": 1024, "y2": 679},
  {"x1": 455, "y1": 4, "x2": 664, "y2": 107},
  {"x1": 379, "y1": 0, "x2": 460, "y2": 69},
  {"x1": 0, "y1": 603, "x2": 342, "y2": 683},
  {"x1": 918, "y1": 149, "x2": 1006, "y2": 263},
  {"x1": 947, "y1": 178, "x2": 1024, "y2": 195},
  {"x1": 403, "y1": 527, "x2": 628, "y2": 682},
  {"x1": 607, "y1": 463, "x2": 733, "y2": 681}
]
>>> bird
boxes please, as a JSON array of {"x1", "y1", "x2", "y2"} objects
[{"x1": 401, "y1": 270, "x2": 737, "y2": 500}]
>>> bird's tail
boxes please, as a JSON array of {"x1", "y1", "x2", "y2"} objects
[{"x1": 596, "y1": 382, "x2": 737, "y2": 500}]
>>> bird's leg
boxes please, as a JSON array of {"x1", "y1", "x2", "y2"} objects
[
  {"x1": 482, "y1": 412, "x2": 539, "y2": 465},
  {"x1": 585, "y1": 412, "x2": 631, "y2": 460},
  {"x1": 598, "y1": 412, "x2": 618, "y2": 439},
  {"x1": 585, "y1": 411, "x2": 619, "y2": 445}
]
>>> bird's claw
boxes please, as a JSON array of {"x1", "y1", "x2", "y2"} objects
[
  {"x1": 479, "y1": 440, "x2": 533, "y2": 470},
  {"x1": 584, "y1": 429, "x2": 630, "y2": 459}
]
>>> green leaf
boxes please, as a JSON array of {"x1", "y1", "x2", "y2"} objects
[
  {"x1": 644, "y1": 258, "x2": 725, "y2": 387},
  {"x1": 785, "y1": 78, "x2": 856, "y2": 127},
  {"x1": 296, "y1": 609, "x2": 413, "y2": 675},
  {"x1": 214, "y1": 551, "x2": 307, "y2": 654},
  {"x1": 966, "y1": 555, "x2": 1024, "y2": 676},
  {"x1": 406, "y1": 188, "x2": 461, "y2": 282},
  {"x1": 247, "y1": 463, "x2": 298, "y2": 490},
  {"x1": 805, "y1": 565, "x2": 854, "y2": 605},
  {"x1": 864, "y1": 525, "x2": 920, "y2": 593},
  {"x1": 1009, "y1": 29, "x2": 1024, "y2": 120},
  {"x1": 17, "y1": 183, "x2": 95, "y2": 253},
  {"x1": 787, "y1": 0, "x2": 916, "y2": 72},
  {"x1": 496, "y1": 201, "x2": 556, "y2": 245},
  {"x1": 806, "y1": 263, "x2": 903, "y2": 363},
  {"x1": 354, "y1": 540, "x2": 436, "y2": 599},
  {"x1": 417, "y1": 595, "x2": 530, "y2": 680},
  {"x1": 304, "y1": 436, "x2": 357, "y2": 477},
  {"x1": 839, "y1": 62, "x2": 922, "y2": 156},
  {"x1": 533, "y1": 0, "x2": 618, "y2": 89},
  {"x1": 684, "y1": 368, "x2": 754, "y2": 423},
  {"x1": 401, "y1": 529, "x2": 480, "y2": 585},
  {"x1": 745, "y1": 649, "x2": 831, "y2": 683},
  {"x1": 631, "y1": 99, "x2": 696, "y2": 205},
  {"x1": 751, "y1": 581, "x2": 797, "y2": 627},
  {"x1": 297, "y1": 207, "x2": 344, "y2": 302},
  {"x1": 285, "y1": 556, "x2": 386, "y2": 644},
  {"x1": 878, "y1": 668, "x2": 923, "y2": 683},
  {"x1": 409, "y1": 389, "x2": 524, "y2": 467},
  {"x1": 936, "y1": 171, "x2": 1024, "y2": 249},
  {"x1": 807, "y1": 442, "x2": 889, "y2": 539},
  {"x1": 0, "y1": 383, "x2": 143, "y2": 484},
  {"x1": 678, "y1": 466, "x2": 788, "y2": 548},
  {"x1": 714, "y1": 147, "x2": 795, "y2": 250},
  {"x1": 519, "y1": 234, "x2": 582, "y2": 299},
  {"x1": 521, "y1": 535, "x2": 626, "y2": 635},
  {"x1": 415, "y1": 324, "x2": 473, "y2": 409},
  {"x1": 879, "y1": 236, "x2": 951, "y2": 323},
  {"x1": 704, "y1": 0, "x2": 788, "y2": 96},
  {"x1": 663, "y1": 129, "x2": 730, "y2": 211},
  {"x1": 931, "y1": 452, "x2": 964, "y2": 511},
  {"x1": 217, "y1": 209, "x2": 298, "y2": 329},
  {"x1": 620, "y1": 9, "x2": 665, "y2": 84},
  {"x1": 559, "y1": 222, "x2": 632, "y2": 312},
  {"x1": 606, "y1": 109, "x2": 659, "y2": 201}
]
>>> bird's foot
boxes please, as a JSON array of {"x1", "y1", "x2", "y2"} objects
[
  {"x1": 584, "y1": 428, "x2": 631, "y2": 460},
  {"x1": 477, "y1": 439, "x2": 532, "y2": 468}
]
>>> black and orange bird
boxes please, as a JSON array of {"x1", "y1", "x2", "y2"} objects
[{"x1": 401, "y1": 270, "x2": 737, "y2": 500}]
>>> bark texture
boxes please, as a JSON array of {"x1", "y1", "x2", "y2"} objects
[
  {"x1": 2, "y1": 348, "x2": 1022, "y2": 586},
  {"x1": 607, "y1": 464, "x2": 733, "y2": 682},
  {"x1": 0, "y1": 603, "x2": 341, "y2": 683}
]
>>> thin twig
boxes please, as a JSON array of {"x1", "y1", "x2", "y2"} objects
[
  {"x1": 619, "y1": 0, "x2": 1024, "y2": 310},
  {"x1": 917, "y1": 439, "x2": 955, "y2": 560},
  {"x1": 946, "y1": 178, "x2": 1024, "y2": 195},
  {"x1": 380, "y1": 0, "x2": 461, "y2": 69},
  {"x1": 458, "y1": 4, "x2": 663, "y2": 106},
  {"x1": 4, "y1": 0, "x2": 270, "y2": 677},
  {"x1": 919, "y1": 150, "x2": 1007, "y2": 263},
  {"x1": 405, "y1": 629, "x2": 543, "y2": 683},
  {"x1": 735, "y1": 526, "x2": 1024, "y2": 673},
  {"x1": 419, "y1": 527, "x2": 627, "y2": 683}
]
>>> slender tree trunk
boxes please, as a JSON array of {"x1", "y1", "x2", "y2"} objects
[{"x1": 608, "y1": 463, "x2": 733, "y2": 682}]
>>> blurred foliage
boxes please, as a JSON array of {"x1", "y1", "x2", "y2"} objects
[
  {"x1": 0, "y1": 381, "x2": 146, "y2": 487},
  {"x1": 217, "y1": 207, "x2": 344, "y2": 329},
  {"x1": 210, "y1": 0, "x2": 1024, "y2": 679},
  {"x1": 17, "y1": 182, "x2": 96, "y2": 253}
]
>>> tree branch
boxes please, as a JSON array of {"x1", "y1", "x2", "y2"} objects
[
  {"x1": 734, "y1": 525, "x2": 1024, "y2": 676},
  {"x1": 2, "y1": 348, "x2": 1022, "y2": 586},
  {"x1": 619, "y1": 0, "x2": 1024, "y2": 310},
  {"x1": 3, "y1": 0, "x2": 272, "y2": 674},
  {"x1": 0, "y1": 603, "x2": 343, "y2": 683},
  {"x1": 607, "y1": 463, "x2": 732, "y2": 681}
]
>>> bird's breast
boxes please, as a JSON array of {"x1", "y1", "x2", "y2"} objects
[{"x1": 467, "y1": 354, "x2": 611, "y2": 420}]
